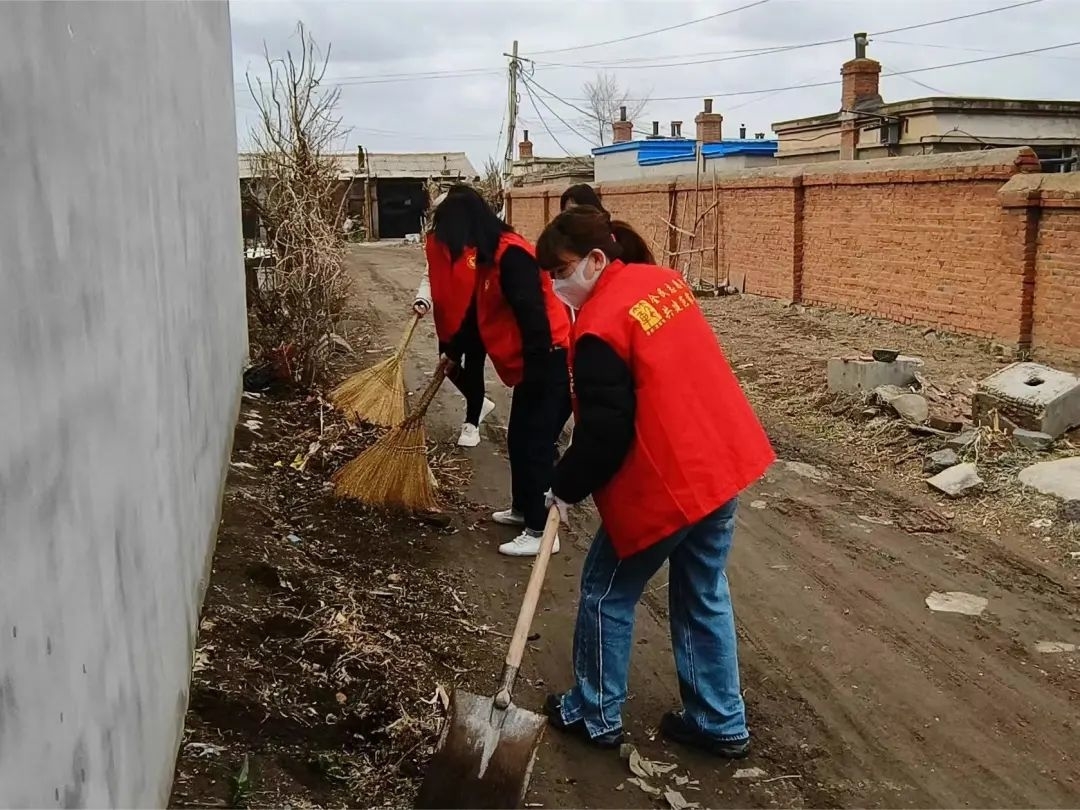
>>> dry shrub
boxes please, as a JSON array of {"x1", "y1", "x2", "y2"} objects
[
  {"x1": 477, "y1": 156, "x2": 505, "y2": 215},
  {"x1": 246, "y1": 23, "x2": 351, "y2": 388}
]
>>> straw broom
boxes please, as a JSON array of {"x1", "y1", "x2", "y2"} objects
[
  {"x1": 330, "y1": 314, "x2": 421, "y2": 427},
  {"x1": 332, "y1": 358, "x2": 449, "y2": 511}
]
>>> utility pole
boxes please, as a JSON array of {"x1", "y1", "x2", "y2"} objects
[{"x1": 502, "y1": 40, "x2": 519, "y2": 187}]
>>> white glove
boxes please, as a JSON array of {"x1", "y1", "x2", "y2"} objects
[
  {"x1": 545, "y1": 489, "x2": 570, "y2": 523},
  {"x1": 413, "y1": 298, "x2": 431, "y2": 316}
]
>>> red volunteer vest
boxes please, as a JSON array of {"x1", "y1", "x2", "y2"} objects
[
  {"x1": 477, "y1": 232, "x2": 571, "y2": 386},
  {"x1": 572, "y1": 261, "x2": 775, "y2": 558},
  {"x1": 424, "y1": 234, "x2": 477, "y2": 343}
]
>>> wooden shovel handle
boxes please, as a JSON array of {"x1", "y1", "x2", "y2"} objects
[{"x1": 506, "y1": 506, "x2": 561, "y2": 670}]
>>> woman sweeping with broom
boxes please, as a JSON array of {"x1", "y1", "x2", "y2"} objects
[
  {"x1": 534, "y1": 205, "x2": 774, "y2": 756},
  {"x1": 433, "y1": 185, "x2": 572, "y2": 557},
  {"x1": 413, "y1": 192, "x2": 494, "y2": 448}
]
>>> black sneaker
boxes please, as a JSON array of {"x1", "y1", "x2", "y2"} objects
[
  {"x1": 660, "y1": 711, "x2": 750, "y2": 759},
  {"x1": 543, "y1": 694, "x2": 624, "y2": 749}
]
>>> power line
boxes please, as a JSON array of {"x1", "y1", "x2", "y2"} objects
[
  {"x1": 520, "y1": 73, "x2": 600, "y2": 147},
  {"x1": 875, "y1": 36, "x2": 1080, "y2": 61},
  {"x1": 527, "y1": 0, "x2": 771, "y2": 56},
  {"x1": 524, "y1": 0, "x2": 1046, "y2": 71},
  {"x1": 564, "y1": 39, "x2": 1080, "y2": 103},
  {"x1": 519, "y1": 75, "x2": 595, "y2": 165}
]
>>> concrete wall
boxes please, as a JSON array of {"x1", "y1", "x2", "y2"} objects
[
  {"x1": 595, "y1": 151, "x2": 775, "y2": 184},
  {"x1": 0, "y1": 2, "x2": 245, "y2": 807}
]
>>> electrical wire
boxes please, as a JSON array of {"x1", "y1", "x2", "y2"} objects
[
  {"x1": 565, "y1": 39, "x2": 1080, "y2": 103},
  {"x1": 519, "y1": 75, "x2": 595, "y2": 166},
  {"x1": 520, "y1": 73, "x2": 601, "y2": 147},
  {"x1": 523, "y1": 0, "x2": 1046, "y2": 70},
  {"x1": 526, "y1": 0, "x2": 770, "y2": 56}
]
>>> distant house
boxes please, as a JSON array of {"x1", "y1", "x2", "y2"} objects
[
  {"x1": 238, "y1": 149, "x2": 480, "y2": 241},
  {"x1": 592, "y1": 108, "x2": 777, "y2": 184},
  {"x1": 511, "y1": 131, "x2": 594, "y2": 187},
  {"x1": 773, "y1": 34, "x2": 1080, "y2": 170}
]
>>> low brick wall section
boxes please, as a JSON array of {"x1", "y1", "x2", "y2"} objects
[{"x1": 507, "y1": 148, "x2": 1080, "y2": 365}]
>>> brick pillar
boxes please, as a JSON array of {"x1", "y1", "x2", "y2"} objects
[
  {"x1": 518, "y1": 130, "x2": 533, "y2": 160},
  {"x1": 613, "y1": 105, "x2": 633, "y2": 143},
  {"x1": 695, "y1": 98, "x2": 722, "y2": 143},
  {"x1": 999, "y1": 188, "x2": 1042, "y2": 349},
  {"x1": 839, "y1": 57, "x2": 880, "y2": 161}
]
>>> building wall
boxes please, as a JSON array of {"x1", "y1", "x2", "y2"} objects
[
  {"x1": 0, "y1": 3, "x2": 246, "y2": 806},
  {"x1": 508, "y1": 148, "x2": 1080, "y2": 366},
  {"x1": 596, "y1": 150, "x2": 775, "y2": 184}
]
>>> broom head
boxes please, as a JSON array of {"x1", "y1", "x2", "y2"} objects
[
  {"x1": 332, "y1": 415, "x2": 438, "y2": 511},
  {"x1": 330, "y1": 354, "x2": 407, "y2": 427}
]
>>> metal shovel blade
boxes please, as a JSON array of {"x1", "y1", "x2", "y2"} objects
[{"x1": 415, "y1": 689, "x2": 546, "y2": 809}]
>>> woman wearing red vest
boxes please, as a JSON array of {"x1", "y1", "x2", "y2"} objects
[
  {"x1": 413, "y1": 193, "x2": 494, "y2": 447},
  {"x1": 433, "y1": 185, "x2": 572, "y2": 556},
  {"x1": 534, "y1": 206, "x2": 775, "y2": 756}
]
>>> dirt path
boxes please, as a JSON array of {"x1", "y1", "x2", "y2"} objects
[{"x1": 344, "y1": 244, "x2": 1080, "y2": 809}]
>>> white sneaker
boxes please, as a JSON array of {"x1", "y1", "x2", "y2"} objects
[
  {"x1": 492, "y1": 508, "x2": 526, "y2": 526},
  {"x1": 457, "y1": 423, "x2": 481, "y2": 447},
  {"x1": 479, "y1": 398, "x2": 495, "y2": 424},
  {"x1": 499, "y1": 530, "x2": 560, "y2": 557}
]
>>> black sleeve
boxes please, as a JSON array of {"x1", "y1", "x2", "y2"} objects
[
  {"x1": 499, "y1": 246, "x2": 553, "y2": 375},
  {"x1": 445, "y1": 296, "x2": 479, "y2": 362},
  {"x1": 552, "y1": 335, "x2": 636, "y2": 504}
]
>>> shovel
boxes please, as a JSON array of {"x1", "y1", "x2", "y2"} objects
[{"x1": 415, "y1": 506, "x2": 561, "y2": 809}]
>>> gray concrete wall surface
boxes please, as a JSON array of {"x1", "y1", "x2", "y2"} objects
[{"x1": 0, "y1": 2, "x2": 246, "y2": 806}]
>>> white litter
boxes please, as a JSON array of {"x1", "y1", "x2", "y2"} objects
[
  {"x1": 750, "y1": 500, "x2": 768, "y2": 510},
  {"x1": 733, "y1": 767, "x2": 767, "y2": 779},
  {"x1": 1034, "y1": 641, "x2": 1077, "y2": 654},
  {"x1": 925, "y1": 591, "x2": 988, "y2": 616}
]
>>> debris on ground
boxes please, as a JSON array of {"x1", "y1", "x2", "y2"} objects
[
  {"x1": 923, "y1": 448, "x2": 960, "y2": 474},
  {"x1": 663, "y1": 787, "x2": 701, "y2": 809},
  {"x1": 1034, "y1": 641, "x2": 1077, "y2": 654},
  {"x1": 925, "y1": 591, "x2": 989, "y2": 616},
  {"x1": 1013, "y1": 428, "x2": 1055, "y2": 452},
  {"x1": 926, "y1": 463, "x2": 984, "y2": 499},
  {"x1": 170, "y1": 365, "x2": 484, "y2": 808},
  {"x1": 1018, "y1": 457, "x2": 1080, "y2": 501},
  {"x1": 972, "y1": 362, "x2": 1080, "y2": 440},
  {"x1": 733, "y1": 767, "x2": 768, "y2": 779},
  {"x1": 827, "y1": 354, "x2": 923, "y2": 395}
]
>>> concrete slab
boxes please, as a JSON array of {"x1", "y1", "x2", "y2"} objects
[
  {"x1": 972, "y1": 363, "x2": 1080, "y2": 439},
  {"x1": 1018, "y1": 457, "x2": 1080, "y2": 501},
  {"x1": 827, "y1": 355, "x2": 924, "y2": 395},
  {"x1": 927, "y1": 463, "x2": 984, "y2": 498}
]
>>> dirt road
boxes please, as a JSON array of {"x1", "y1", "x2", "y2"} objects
[{"x1": 349, "y1": 243, "x2": 1080, "y2": 809}]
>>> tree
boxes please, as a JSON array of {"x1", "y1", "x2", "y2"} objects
[
  {"x1": 581, "y1": 72, "x2": 649, "y2": 146},
  {"x1": 477, "y1": 156, "x2": 505, "y2": 215},
  {"x1": 246, "y1": 22, "x2": 352, "y2": 388}
]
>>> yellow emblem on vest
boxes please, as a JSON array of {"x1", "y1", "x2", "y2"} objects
[
  {"x1": 629, "y1": 300, "x2": 665, "y2": 335},
  {"x1": 467, "y1": 254, "x2": 477, "y2": 270}
]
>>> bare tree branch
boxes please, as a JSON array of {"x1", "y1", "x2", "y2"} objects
[{"x1": 579, "y1": 72, "x2": 649, "y2": 146}]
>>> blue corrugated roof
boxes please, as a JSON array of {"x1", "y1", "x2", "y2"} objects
[{"x1": 593, "y1": 138, "x2": 777, "y2": 167}]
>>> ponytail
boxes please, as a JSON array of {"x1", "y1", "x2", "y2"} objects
[{"x1": 610, "y1": 220, "x2": 655, "y2": 265}]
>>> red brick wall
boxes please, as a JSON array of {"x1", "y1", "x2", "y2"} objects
[
  {"x1": 505, "y1": 148, "x2": 1080, "y2": 363},
  {"x1": 1030, "y1": 186, "x2": 1080, "y2": 363}
]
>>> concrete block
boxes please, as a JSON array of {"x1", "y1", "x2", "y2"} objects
[
  {"x1": 827, "y1": 355, "x2": 924, "y2": 395},
  {"x1": 927, "y1": 463, "x2": 984, "y2": 498},
  {"x1": 1019, "y1": 457, "x2": 1080, "y2": 501},
  {"x1": 1013, "y1": 428, "x2": 1055, "y2": 451},
  {"x1": 972, "y1": 362, "x2": 1080, "y2": 439}
]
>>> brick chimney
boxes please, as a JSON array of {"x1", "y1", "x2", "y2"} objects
[
  {"x1": 695, "y1": 98, "x2": 723, "y2": 143},
  {"x1": 519, "y1": 130, "x2": 533, "y2": 160},
  {"x1": 612, "y1": 106, "x2": 633, "y2": 144},
  {"x1": 840, "y1": 33, "x2": 882, "y2": 160}
]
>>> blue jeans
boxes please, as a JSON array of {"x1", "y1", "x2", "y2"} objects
[{"x1": 558, "y1": 498, "x2": 748, "y2": 742}]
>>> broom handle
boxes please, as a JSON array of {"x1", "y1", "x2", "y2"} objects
[
  {"x1": 396, "y1": 313, "x2": 421, "y2": 356},
  {"x1": 407, "y1": 357, "x2": 451, "y2": 420},
  {"x1": 493, "y1": 506, "x2": 561, "y2": 709}
]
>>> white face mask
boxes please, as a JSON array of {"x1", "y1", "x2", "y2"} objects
[{"x1": 553, "y1": 253, "x2": 605, "y2": 310}]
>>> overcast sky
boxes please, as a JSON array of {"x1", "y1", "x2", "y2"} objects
[{"x1": 230, "y1": 0, "x2": 1080, "y2": 170}]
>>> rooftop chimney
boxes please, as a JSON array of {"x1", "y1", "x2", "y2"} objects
[
  {"x1": 739, "y1": 124, "x2": 746, "y2": 139},
  {"x1": 519, "y1": 129, "x2": 533, "y2": 160},
  {"x1": 612, "y1": 105, "x2": 633, "y2": 143},
  {"x1": 648, "y1": 121, "x2": 662, "y2": 139},
  {"x1": 695, "y1": 97, "x2": 723, "y2": 143},
  {"x1": 356, "y1": 145, "x2": 366, "y2": 171},
  {"x1": 670, "y1": 121, "x2": 683, "y2": 138},
  {"x1": 840, "y1": 32, "x2": 882, "y2": 159}
]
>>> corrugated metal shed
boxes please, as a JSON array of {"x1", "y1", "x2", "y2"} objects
[{"x1": 239, "y1": 151, "x2": 479, "y2": 180}]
